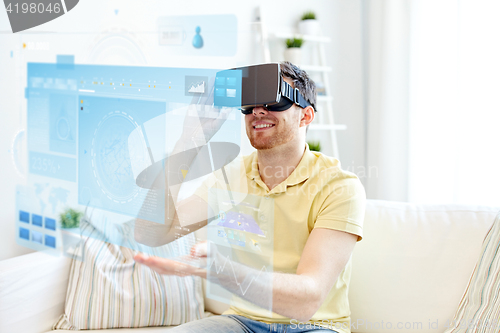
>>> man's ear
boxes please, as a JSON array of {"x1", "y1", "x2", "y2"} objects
[{"x1": 299, "y1": 105, "x2": 315, "y2": 128}]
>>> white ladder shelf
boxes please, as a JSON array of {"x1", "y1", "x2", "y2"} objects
[{"x1": 255, "y1": 7, "x2": 345, "y2": 158}]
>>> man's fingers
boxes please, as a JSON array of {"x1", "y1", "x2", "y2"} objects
[
  {"x1": 134, "y1": 254, "x2": 173, "y2": 271},
  {"x1": 200, "y1": 76, "x2": 215, "y2": 106},
  {"x1": 134, "y1": 253, "x2": 203, "y2": 277},
  {"x1": 134, "y1": 254, "x2": 162, "y2": 268},
  {"x1": 190, "y1": 88, "x2": 202, "y2": 105},
  {"x1": 216, "y1": 106, "x2": 236, "y2": 124},
  {"x1": 190, "y1": 241, "x2": 208, "y2": 257},
  {"x1": 133, "y1": 253, "x2": 148, "y2": 263}
]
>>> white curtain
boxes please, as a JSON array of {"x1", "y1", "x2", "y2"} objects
[
  {"x1": 363, "y1": 0, "x2": 500, "y2": 206},
  {"x1": 363, "y1": 0, "x2": 411, "y2": 202},
  {"x1": 409, "y1": 0, "x2": 500, "y2": 206}
]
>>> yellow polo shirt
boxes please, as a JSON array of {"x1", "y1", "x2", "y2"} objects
[{"x1": 197, "y1": 144, "x2": 365, "y2": 332}]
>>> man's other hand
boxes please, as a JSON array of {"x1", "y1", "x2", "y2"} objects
[{"x1": 134, "y1": 241, "x2": 208, "y2": 278}]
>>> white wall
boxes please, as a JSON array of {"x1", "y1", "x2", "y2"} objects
[
  {"x1": 0, "y1": 36, "x2": 35, "y2": 260},
  {"x1": 0, "y1": 0, "x2": 366, "y2": 260},
  {"x1": 329, "y1": 1, "x2": 366, "y2": 184}
]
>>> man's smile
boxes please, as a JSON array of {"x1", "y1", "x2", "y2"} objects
[{"x1": 252, "y1": 121, "x2": 276, "y2": 131}]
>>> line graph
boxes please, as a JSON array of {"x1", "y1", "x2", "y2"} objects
[{"x1": 207, "y1": 254, "x2": 269, "y2": 296}]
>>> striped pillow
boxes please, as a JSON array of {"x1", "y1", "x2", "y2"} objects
[
  {"x1": 444, "y1": 212, "x2": 500, "y2": 333},
  {"x1": 53, "y1": 217, "x2": 204, "y2": 330}
]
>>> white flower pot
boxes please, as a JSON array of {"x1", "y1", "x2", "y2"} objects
[
  {"x1": 284, "y1": 48, "x2": 302, "y2": 65},
  {"x1": 298, "y1": 19, "x2": 321, "y2": 36}
]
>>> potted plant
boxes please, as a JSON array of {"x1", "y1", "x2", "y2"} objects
[
  {"x1": 307, "y1": 140, "x2": 321, "y2": 152},
  {"x1": 60, "y1": 207, "x2": 83, "y2": 229},
  {"x1": 284, "y1": 37, "x2": 303, "y2": 65},
  {"x1": 299, "y1": 11, "x2": 321, "y2": 35},
  {"x1": 59, "y1": 207, "x2": 85, "y2": 259}
]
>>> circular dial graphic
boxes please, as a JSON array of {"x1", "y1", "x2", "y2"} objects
[{"x1": 91, "y1": 111, "x2": 140, "y2": 203}]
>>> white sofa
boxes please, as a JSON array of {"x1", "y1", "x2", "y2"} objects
[{"x1": 1, "y1": 200, "x2": 498, "y2": 333}]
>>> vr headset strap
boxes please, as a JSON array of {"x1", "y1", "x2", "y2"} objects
[{"x1": 281, "y1": 81, "x2": 312, "y2": 109}]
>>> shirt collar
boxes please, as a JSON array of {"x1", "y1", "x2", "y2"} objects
[{"x1": 246, "y1": 143, "x2": 316, "y2": 194}]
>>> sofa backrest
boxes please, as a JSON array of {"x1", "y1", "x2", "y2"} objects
[{"x1": 349, "y1": 200, "x2": 499, "y2": 333}]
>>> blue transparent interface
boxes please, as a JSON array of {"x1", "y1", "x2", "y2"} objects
[{"x1": 21, "y1": 62, "x2": 242, "y2": 257}]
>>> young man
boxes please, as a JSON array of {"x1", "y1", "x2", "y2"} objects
[{"x1": 134, "y1": 62, "x2": 366, "y2": 332}]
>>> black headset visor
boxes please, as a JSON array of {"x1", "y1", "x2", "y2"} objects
[{"x1": 214, "y1": 63, "x2": 312, "y2": 114}]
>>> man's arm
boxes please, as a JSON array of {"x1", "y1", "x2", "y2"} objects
[
  {"x1": 134, "y1": 227, "x2": 358, "y2": 322},
  {"x1": 271, "y1": 228, "x2": 357, "y2": 321},
  {"x1": 134, "y1": 96, "x2": 233, "y2": 246},
  {"x1": 212, "y1": 227, "x2": 357, "y2": 322}
]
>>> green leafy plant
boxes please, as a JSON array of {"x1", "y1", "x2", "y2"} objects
[
  {"x1": 59, "y1": 208, "x2": 83, "y2": 229},
  {"x1": 307, "y1": 140, "x2": 321, "y2": 152},
  {"x1": 301, "y1": 11, "x2": 316, "y2": 20},
  {"x1": 286, "y1": 38, "x2": 303, "y2": 48}
]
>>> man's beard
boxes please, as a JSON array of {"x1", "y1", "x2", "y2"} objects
[{"x1": 247, "y1": 118, "x2": 298, "y2": 150}]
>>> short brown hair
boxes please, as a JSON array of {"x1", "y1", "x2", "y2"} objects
[{"x1": 280, "y1": 61, "x2": 317, "y2": 113}]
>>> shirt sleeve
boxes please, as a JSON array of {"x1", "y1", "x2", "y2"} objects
[{"x1": 313, "y1": 176, "x2": 366, "y2": 242}]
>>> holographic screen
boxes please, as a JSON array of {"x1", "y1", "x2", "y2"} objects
[
  {"x1": 18, "y1": 61, "x2": 247, "y2": 258},
  {"x1": 19, "y1": 61, "x2": 275, "y2": 313},
  {"x1": 205, "y1": 189, "x2": 274, "y2": 314}
]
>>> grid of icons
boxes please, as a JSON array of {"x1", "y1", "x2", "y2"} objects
[
  {"x1": 18, "y1": 210, "x2": 57, "y2": 248},
  {"x1": 215, "y1": 76, "x2": 237, "y2": 98},
  {"x1": 214, "y1": 70, "x2": 242, "y2": 108}
]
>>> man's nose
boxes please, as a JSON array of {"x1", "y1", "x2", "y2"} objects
[{"x1": 253, "y1": 106, "x2": 269, "y2": 116}]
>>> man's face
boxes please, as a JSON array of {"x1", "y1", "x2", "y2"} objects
[{"x1": 244, "y1": 77, "x2": 302, "y2": 150}]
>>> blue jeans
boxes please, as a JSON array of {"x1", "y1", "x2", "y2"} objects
[{"x1": 168, "y1": 314, "x2": 338, "y2": 332}]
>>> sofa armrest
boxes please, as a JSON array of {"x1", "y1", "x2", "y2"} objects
[{"x1": 0, "y1": 251, "x2": 71, "y2": 333}]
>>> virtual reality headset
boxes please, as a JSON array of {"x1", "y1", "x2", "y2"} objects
[{"x1": 214, "y1": 63, "x2": 313, "y2": 114}]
